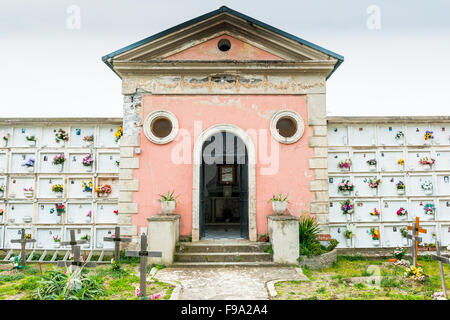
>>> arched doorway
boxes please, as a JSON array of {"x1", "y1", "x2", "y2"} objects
[
  {"x1": 200, "y1": 132, "x2": 248, "y2": 239},
  {"x1": 192, "y1": 124, "x2": 256, "y2": 241}
]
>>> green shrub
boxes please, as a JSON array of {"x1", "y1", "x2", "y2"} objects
[
  {"x1": 299, "y1": 215, "x2": 320, "y2": 247},
  {"x1": 31, "y1": 268, "x2": 106, "y2": 300}
]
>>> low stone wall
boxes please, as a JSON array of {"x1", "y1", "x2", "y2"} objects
[{"x1": 298, "y1": 248, "x2": 337, "y2": 270}]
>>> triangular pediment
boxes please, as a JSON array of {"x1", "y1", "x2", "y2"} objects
[
  {"x1": 103, "y1": 6, "x2": 344, "y2": 78},
  {"x1": 164, "y1": 35, "x2": 285, "y2": 61}
]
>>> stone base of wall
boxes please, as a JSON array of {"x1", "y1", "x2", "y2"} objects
[{"x1": 298, "y1": 248, "x2": 337, "y2": 270}]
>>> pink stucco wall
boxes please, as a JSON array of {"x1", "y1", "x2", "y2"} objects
[
  {"x1": 165, "y1": 35, "x2": 284, "y2": 61},
  {"x1": 133, "y1": 95, "x2": 314, "y2": 237}
]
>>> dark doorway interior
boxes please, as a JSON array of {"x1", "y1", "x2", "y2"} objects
[{"x1": 199, "y1": 132, "x2": 248, "y2": 239}]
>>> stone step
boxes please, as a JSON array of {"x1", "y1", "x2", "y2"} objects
[
  {"x1": 170, "y1": 261, "x2": 278, "y2": 268},
  {"x1": 176, "y1": 242, "x2": 271, "y2": 253},
  {"x1": 174, "y1": 252, "x2": 273, "y2": 263}
]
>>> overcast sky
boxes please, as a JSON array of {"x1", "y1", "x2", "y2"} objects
[{"x1": 1, "y1": 1, "x2": 449, "y2": 117}]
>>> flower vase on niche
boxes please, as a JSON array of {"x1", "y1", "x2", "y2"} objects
[
  {"x1": 370, "y1": 227, "x2": 380, "y2": 247},
  {"x1": 82, "y1": 154, "x2": 94, "y2": 172}
]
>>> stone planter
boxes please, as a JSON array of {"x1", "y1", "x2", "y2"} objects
[
  {"x1": 372, "y1": 240, "x2": 380, "y2": 247},
  {"x1": 54, "y1": 192, "x2": 63, "y2": 198},
  {"x1": 271, "y1": 200, "x2": 287, "y2": 214},
  {"x1": 26, "y1": 166, "x2": 34, "y2": 173},
  {"x1": 399, "y1": 214, "x2": 408, "y2": 221},
  {"x1": 370, "y1": 188, "x2": 377, "y2": 196},
  {"x1": 422, "y1": 165, "x2": 432, "y2": 170},
  {"x1": 84, "y1": 165, "x2": 93, "y2": 172},
  {"x1": 339, "y1": 167, "x2": 350, "y2": 172},
  {"x1": 23, "y1": 191, "x2": 33, "y2": 198},
  {"x1": 424, "y1": 214, "x2": 434, "y2": 220},
  {"x1": 27, "y1": 140, "x2": 36, "y2": 146},
  {"x1": 56, "y1": 140, "x2": 66, "y2": 147},
  {"x1": 398, "y1": 164, "x2": 404, "y2": 171},
  {"x1": 370, "y1": 215, "x2": 379, "y2": 221},
  {"x1": 83, "y1": 141, "x2": 92, "y2": 148},
  {"x1": 161, "y1": 200, "x2": 177, "y2": 214},
  {"x1": 53, "y1": 243, "x2": 61, "y2": 249},
  {"x1": 423, "y1": 189, "x2": 433, "y2": 195},
  {"x1": 56, "y1": 215, "x2": 62, "y2": 223},
  {"x1": 84, "y1": 217, "x2": 91, "y2": 223},
  {"x1": 424, "y1": 140, "x2": 432, "y2": 146},
  {"x1": 298, "y1": 249, "x2": 337, "y2": 270},
  {"x1": 397, "y1": 189, "x2": 405, "y2": 195},
  {"x1": 345, "y1": 214, "x2": 352, "y2": 222},
  {"x1": 368, "y1": 165, "x2": 377, "y2": 171},
  {"x1": 341, "y1": 190, "x2": 351, "y2": 196},
  {"x1": 0, "y1": 140, "x2": 7, "y2": 148},
  {"x1": 23, "y1": 216, "x2": 32, "y2": 223}
]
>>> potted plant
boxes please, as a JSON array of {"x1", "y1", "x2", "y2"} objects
[
  {"x1": 269, "y1": 193, "x2": 288, "y2": 215},
  {"x1": 337, "y1": 179, "x2": 354, "y2": 196},
  {"x1": 80, "y1": 234, "x2": 90, "y2": 248},
  {"x1": 396, "y1": 207, "x2": 408, "y2": 220},
  {"x1": 390, "y1": 247, "x2": 406, "y2": 262},
  {"x1": 367, "y1": 177, "x2": 381, "y2": 195},
  {"x1": 344, "y1": 227, "x2": 353, "y2": 247},
  {"x1": 52, "y1": 154, "x2": 66, "y2": 172},
  {"x1": 55, "y1": 128, "x2": 69, "y2": 146},
  {"x1": 1, "y1": 133, "x2": 9, "y2": 147},
  {"x1": 82, "y1": 135, "x2": 94, "y2": 147},
  {"x1": 49, "y1": 203, "x2": 65, "y2": 223},
  {"x1": 366, "y1": 159, "x2": 377, "y2": 171},
  {"x1": 26, "y1": 135, "x2": 36, "y2": 146},
  {"x1": 23, "y1": 187, "x2": 33, "y2": 198},
  {"x1": 397, "y1": 158, "x2": 404, "y2": 170},
  {"x1": 159, "y1": 190, "x2": 179, "y2": 214},
  {"x1": 21, "y1": 158, "x2": 35, "y2": 173},
  {"x1": 51, "y1": 184, "x2": 64, "y2": 198},
  {"x1": 340, "y1": 199, "x2": 354, "y2": 221},
  {"x1": 82, "y1": 179, "x2": 93, "y2": 193},
  {"x1": 0, "y1": 184, "x2": 5, "y2": 197},
  {"x1": 370, "y1": 208, "x2": 380, "y2": 221},
  {"x1": 419, "y1": 157, "x2": 435, "y2": 170},
  {"x1": 421, "y1": 180, "x2": 433, "y2": 195},
  {"x1": 424, "y1": 130, "x2": 434, "y2": 145},
  {"x1": 400, "y1": 227, "x2": 409, "y2": 246},
  {"x1": 258, "y1": 234, "x2": 269, "y2": 242},
  {"x1": 52, "y1": 235, "x2": 61, "y2": 248},
  {"x1": 395, "y1": 131, "x2": 405, "y2": 144},
  {"x1": 424, "y1": 203, "x2": 435, "y2": 220},
  {"x1": 369, "y1": 227, "x2": 380, "y2": 246},
  {"x1": 82, "y1": 154, "x2": 94, "y2": 172},
  {"x1": 85, "y1": 210, "x2": 92, "y2": 223},
  {"x1": 337, "y1": 159, "x2": 352, "y2": 171},
  {"x1": 95, "y1": 184, "x2": 112, "y2": 197},
  {"x1": 115, "y1": 126, "x2": 123, "y2": 144},
  {"x1": 396, "y1": 181, "x2": 406, "y2": 195}
]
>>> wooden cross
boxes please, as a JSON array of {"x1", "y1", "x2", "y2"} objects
[
  {"x1": 11, "y1": 228, "x2": 36, "y2": 267},
  {"x1": 61, "y1": 230, "x2": 88, "y2": 253},
  {"x1": 103, "y1": 226, "x2": 132, "y2": 262},
  {"x1": 407, "y1": 217, "x2": 427, "y2": 267},
  {"x1": 57, "y1": 230, "x2": 96, "y2": 269},
  {"x1": 57, "y1": 245, "x2": 96, "y2": 269},
  {"x1": 431, "y1": 240, "x2": 449, "y2": 299},
  {"x1": 125, "y1": 233, "x2": 162, "y2": 298}
]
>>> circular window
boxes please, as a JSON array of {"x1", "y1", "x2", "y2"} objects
[
  {"x1": 218, "y1": 39, "x2": 231, "y2": 52},
  {"x1": 144, "y1": 110, "x2": 178, "y2": 144},
  {"x1": 151, "y1": 117, "x2": 173, "y2": 138},
  {"x1": 270, "y1": 110, "x2": 304, "y2": 144}
]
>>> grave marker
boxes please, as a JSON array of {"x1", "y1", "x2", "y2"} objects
[
  {"x1": 10, "y1": 228, "x2": 36, "y2": 267},
  {"x1": 407, "y1": 217, "x2": 427, "y2": 267},
  {"x1": 125, "y1": 233, "x2": 162, "y2": 298},
  {"x1": 431, "y1": 240, "x2": 449, "y2": 299},
  {"x1": 104, "y1": 226, "x2": 132, "y2": 262}
]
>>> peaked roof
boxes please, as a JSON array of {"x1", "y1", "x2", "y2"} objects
[{"x1": 102, "y1": 6, "x2": 344, "y2": 79}]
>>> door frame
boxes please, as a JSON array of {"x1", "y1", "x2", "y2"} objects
[{"x1": 192, "y1": 124, "x2": 256, "y2": 241}]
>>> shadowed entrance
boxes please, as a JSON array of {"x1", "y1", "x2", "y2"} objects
[{"x1": 200, "y1": 132, "x2": 248, "y2": 239}]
